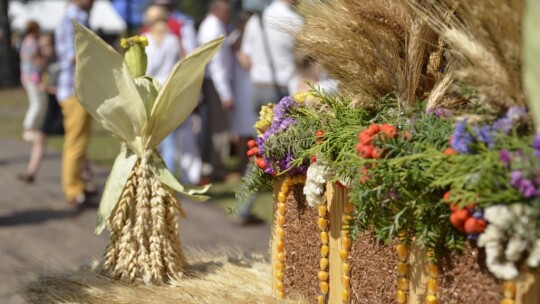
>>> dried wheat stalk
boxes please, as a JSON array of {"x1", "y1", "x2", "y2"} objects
[
  {"x1": 408, "y1": 0, "x2": 524, "y2": 109},
  {"x1": 297, "y1": 0, "x2": 452, "y2": 110},
  {"x1": 101, "y1": 161, "x2": 186, "y2": 285}
]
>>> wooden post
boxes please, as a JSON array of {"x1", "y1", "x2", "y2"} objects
[
  {"x1": 327, "y1": 183, "x2": 350, "y2": 304},
  {"x1": 271, "y1": 180, "x2": 282, "y2": 298}
]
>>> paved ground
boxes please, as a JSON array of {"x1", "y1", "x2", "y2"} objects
[{"x1": 0, "y1": 139, "x2": 270, "y2": 304}]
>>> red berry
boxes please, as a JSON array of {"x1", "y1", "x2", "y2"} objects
[
  {"x1": 361, "y1": 166, "x2": 368, "y2": 174},
  {"x1": 475, "y1": 219, "x2": 487, "y2": 233},
  {"x1": 372, "y1": 147, "x2": 383, "y2": 159},
  {"x1": 454, "y1": 208, "x2": 471, "y2": 222},
  {"x1": 402, "y1": 130, "x2": 412, "y2": 140},
  {"x1": 356, "y1": 142, "x2": 364, "y2": 153},
  {"x1": 359, "y1": 132, "x2": 372, "y2": 145},
  {"x1": 256, "y1": 158, "x2": 267, "y2": 170},
  {"x1": 368, "y1": 124, "x2": 380, "y2": 135},
  {"x1": 464, "y1": 217, "x2": 478, "y2": 234},
  {"x1": 360, "y1": 145, "x2": 373, "y2": 159},
  {"x1": 360, "y1": 175, "x2": 369, "y2": 184},
  {"x1": 247, "y1": 139, "x2": 257, "y2": 148},
  {"x1": 316, "y1": 130, "x2": 325, "y2": 138},
  {"x1": 311, "y1": 155, "x2": 317, "y2": 163},
  {"x1": 443, "y1": 191, "x2": 451, "y2": 201},
  {"x1": 450, "y1": 213, "x2": 465, "y2": 232},
  {"x1": 380, "y1": 124, "x2": 397, "y2": 139}
]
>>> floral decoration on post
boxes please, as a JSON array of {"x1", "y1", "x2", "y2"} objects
[{"x1": 73, "y1": 22, "x2": 223, "y2": 284}]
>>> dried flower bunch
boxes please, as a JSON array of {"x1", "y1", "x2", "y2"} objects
[{"x1": 73, "y1": 22, "x2": 223, "y2": 284}]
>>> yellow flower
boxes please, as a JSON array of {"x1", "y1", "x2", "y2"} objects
[{"x1": 254, "y1": 103, "x2": 274, "y2": 136}]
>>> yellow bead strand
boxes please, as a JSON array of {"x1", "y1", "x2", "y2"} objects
[
  {"x1": 395, "y1": 238, "x2": 409, "y2": 304},
  {"x1": 275, "y1": 175, "x2": 304, "y2": 299},
  {"x1": 318, "y1": 204, "x2": 329, "y2": 303},
  {"x1": 501, "y1": 281, "x2": 516, "y2": 304},
  {"x1": 425, "y1": 249, "x2": 438, "y2": 304},
  {"x1": 341, "y1": 202, "x2": 354, "y2": 303}
]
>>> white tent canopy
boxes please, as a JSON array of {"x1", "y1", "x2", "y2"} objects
[{"x1": 10, "y1": 0, "x2": 127, "y2": 34}]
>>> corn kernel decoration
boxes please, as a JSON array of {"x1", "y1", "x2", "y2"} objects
[
  {"x1": 275, "y1": 175, "x2": 306, "y2": 299},
  {"x1": 425, "y1": 249, "x2": 439, "y2": 304},
  {"x1": 318, "y1": 204, "x2": 330, "y2": 303},
  {"x1": 395, "y1": 236, "x2": 409, "y2": 304},
  {"x1": 501, "y1": 281, "x2": 516, "y2": 304},
  {"x1": 340, "y1": 202, "x2": 354, "y2": 303}
]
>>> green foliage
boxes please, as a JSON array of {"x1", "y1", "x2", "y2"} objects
[
  {"x1": 343, "y1": 111, "x2": 466, "y2": 254},
  {"x1": 235, "y1": 162, "x2": 273, "y2": 205}
]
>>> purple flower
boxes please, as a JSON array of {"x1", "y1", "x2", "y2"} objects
[
  {"x1": 518, "y1": 178, "x2": 537, "y2": 198},
  {"x1": 472, "y1": 210, "x2": 484, "y2": 219},
  {"x1": 510, "y1": 170, "x2": 523, "y2": 186},
  {"x1": 532, "y1": 134, "x2": 540, "y2": 156},
  {"x1": 474, "y1": 125, "x2": 494, "y2": 148},
  {"x1": 451, "y1": 120, "x2": 473, "y2": 154},
  {"x1": 492, "y1": 106, "x2": 527, "y2": 134},
  {"x1": 434, "y1": 108, "x2": 451, "y2": 118},
  {"x1": 510, "y1": 170, "x2": 539, "y2": 198},
  {"x1": 499, "y1": 149, "x2": 511, "y2": 166},
  {"x1": 279, "y1": 117, "x2": 296, "y2": 131}
]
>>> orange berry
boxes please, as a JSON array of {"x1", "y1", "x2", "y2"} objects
[
  {"x1": 444, "y1": 148, "x2": 456, "y2": 156},
  {"x1": 247, "y1": 139, "x2": 257, "y2": 148}
]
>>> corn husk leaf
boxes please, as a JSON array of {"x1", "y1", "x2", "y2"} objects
[
  {"x1": 143, "y1": 36, "x2": 224, "y2": 149},
  {"x1": 524, "y1": 0, "x2": 540, "y2": 129},
  {"x1": 149, "y1": 151, "x2": 211, "y2": 201},
  {"x1": 73, "y1": 21, "x2": 147, "y2": 156},
  {"x1": 95, "y1": 143, "x2": 138, "y2": 234}
]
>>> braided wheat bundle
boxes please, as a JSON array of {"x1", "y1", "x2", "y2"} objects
[{"x1": 101, "y1": 161, "x2": 187, "y2": 285}]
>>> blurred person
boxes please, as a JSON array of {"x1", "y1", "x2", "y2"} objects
[
  {"x1": 144, "y1": 5, "x2": 202, "y2": 185},
  {"x1": 234, "y1": 0, "x2": 302, "y2": 225},
  {"x1": 20, "y1": 20, "x2": 45, "y2": 143},
  {"x1": 18, "y1": 34, "x2": 64, "y2": 183},
  {"x1": 197, "y1": 0, "x2": 234, "y2": 182},
  {"x1": 153, "y1": 0, "x2": 198, "y2": 53},
  {"x1": 55, "y1": 0, "x2": 95, "y2": 206},
  {"x1": 229, "y1": 11, "x2": 256, "y2": 174},
  {"x1": 240, "y1": 0, "x2": 302, "y2": 112},
  {"x1": 288, "y1": 48, "x2": 339, "y2": 95}
]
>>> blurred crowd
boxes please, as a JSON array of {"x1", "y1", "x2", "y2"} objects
[{"x1": 16, "y1": 0, "x2": 336, "y2": 220}]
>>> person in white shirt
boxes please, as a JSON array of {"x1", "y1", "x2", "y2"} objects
[
  {"x1": 197, "y1": 0, "x2": 233, "y2": 182},
  {"x1": 235, "y1": 0, "x2": 302, "y2": 225},
  {"x1": 239, "y1": 0, "x2": 302, "y2": 112}
]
